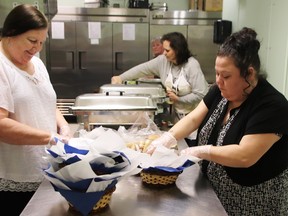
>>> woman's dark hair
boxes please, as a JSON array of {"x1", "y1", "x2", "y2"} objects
[
  {"x1": 161, "y1": 32, "x2": 192, "y2": 65},
  {"x1": 1, "y1": 4, "x2": 48, "y2": 38},
  {"x1": 217, "y1": 27, "x2": 265, "y2": 79}
]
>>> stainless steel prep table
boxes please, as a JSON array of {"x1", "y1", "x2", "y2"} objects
[{"x1": 20, "y1": 165, "x2": 227, "y2": 216}]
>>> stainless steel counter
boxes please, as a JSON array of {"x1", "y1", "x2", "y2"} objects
[{"x1": 20, "y1": 165, "x2": 227, "y2": 216}]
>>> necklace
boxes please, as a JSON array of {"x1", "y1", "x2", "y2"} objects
[{"x1": 25, "y1": 75, "x2": 40, "y2": 85}]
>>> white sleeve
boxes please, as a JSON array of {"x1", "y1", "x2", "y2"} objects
[
  {"x1": 119, "y1": 55, "x2": 163, "y2": 81},
  {"x1": 0, "y1": 58, "x2": 14, "y2": 112}
]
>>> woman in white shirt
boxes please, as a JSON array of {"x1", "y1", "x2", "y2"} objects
[{"x1": 0, "y1": 4, "x2": 71, "y2": 215}]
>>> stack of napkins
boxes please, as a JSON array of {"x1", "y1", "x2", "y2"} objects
[
  {"x1": 77, "y1": 127, "x2": 200, "y2": 174},
  {"x1": 139, "y1": 145, "x2": 200, "y2": 173},
  {"x1": 43, "y1": 135, "x2": 144, "y2": 216}
]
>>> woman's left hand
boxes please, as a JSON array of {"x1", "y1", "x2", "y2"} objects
[
  {"x1": 166, "y1": 90, "x2": 178, "y2": 103},
  {"x1": 180, "y1": 145, "x2": 212, "y2": 160},
  {"x1": 59, "y1": 125, "x2": 72, "y2": 143}
]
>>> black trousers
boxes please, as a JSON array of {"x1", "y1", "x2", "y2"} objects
[{"x1": 0, "y1": 191, "x2": 34, "y2": 216}]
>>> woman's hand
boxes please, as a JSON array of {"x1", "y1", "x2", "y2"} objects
[
  {"x1": 146, "y1": 132, "x2": 177, "y2": 154},
  {"x1": 180, "y1": 145, "x2": 211, "y2": 160},
  {"x1": 166, "y1": 89, "x2": 178, "y2": 103},
  {"x1": 48, "y1": 132, "x2": 70, "y2": 146},
  {"x1": 59, "y1": 125, "x2": 72, "y2": 143},
  {"x1": 111, "y1": 76, "x2": 122, "y2": 84}
]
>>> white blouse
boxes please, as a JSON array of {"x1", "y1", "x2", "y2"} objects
[{"x1": 0, "y1": 51, "x2": 57, "y2": 191}]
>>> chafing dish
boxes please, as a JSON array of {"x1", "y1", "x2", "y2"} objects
[
  {"x1": 99, "y1": 83, "x2": 167, "y2": 114},
  {"x1": 99, "y1": 83, "x2": 166, "y2": 102},
  {"x1": 69, "y1": 93, "x2": 157, "y2": 130}
]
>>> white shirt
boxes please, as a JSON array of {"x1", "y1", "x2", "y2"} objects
[{"x1": 0, "y1": 51, "x2": 57, "y2": 189}]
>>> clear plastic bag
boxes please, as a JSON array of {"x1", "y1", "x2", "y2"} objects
[{"x1": 117, "y1": 112, "x2": 163, "y2": 152}]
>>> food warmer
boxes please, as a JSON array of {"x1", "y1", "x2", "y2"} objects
[
  {"x1": 99, "y1": 83, "x2": 167, "y2": 113},
  {"x1": 69, "y1": 93, "x2": 157, "y2": 131}
]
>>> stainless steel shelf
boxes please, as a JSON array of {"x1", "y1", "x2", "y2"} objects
[
  {"x1": 54, "y1": 7, "x2": 150, "y2": 22},
  {"x1": 150, "y1": 10, "x2": 222, "y2": 25}
]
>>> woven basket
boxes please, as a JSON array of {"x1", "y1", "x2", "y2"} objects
[
  {"x1": 68, "y1": 186, "x2": 116, "y2": 214},
  {"x1": 140, "y1": 169, "x2": 181, "y2": 186}
]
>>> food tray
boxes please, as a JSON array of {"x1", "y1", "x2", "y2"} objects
[{"x1": 69, "y1": 93, "x2": 157, "y2": 130}]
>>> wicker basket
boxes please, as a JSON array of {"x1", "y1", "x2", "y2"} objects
[
  {"x1": 68, "y1": 186, "x2": 116, "y2": 214},
  {"x1": 140, "y1": 169, "x2": 181, "y2": 186}
]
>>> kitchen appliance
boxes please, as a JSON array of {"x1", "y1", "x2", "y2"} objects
[
  {"x1": 46, "y1": 7, "x2": 150, "y2": 119},
  {"x1": 69, "y1": 93, "x2": 157, "y2": 131},
  {"x1": 99, "y1": 83, "x2": 169, "y2": 128}
]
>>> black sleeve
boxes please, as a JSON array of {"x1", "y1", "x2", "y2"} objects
[
  {"x1": 245, "y1": 93, "x2": 288, "y2": 135},
  {"x1": 203, "y1": 84, "x2": 221, "y2": 109}
]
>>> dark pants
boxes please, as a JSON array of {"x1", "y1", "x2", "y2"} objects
[{"x1": 0, "y1": 191, "x2": 35, "y2": 216}]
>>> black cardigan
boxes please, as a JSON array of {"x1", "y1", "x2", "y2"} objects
[{"x1": 198, "y1": 79, "x2": 288, "y2": 186}]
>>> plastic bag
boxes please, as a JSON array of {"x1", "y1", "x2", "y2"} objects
[{"x1": 117, "y1": 112, "x2": 163, "y2": 152}]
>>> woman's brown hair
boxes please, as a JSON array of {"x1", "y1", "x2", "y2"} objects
[{"x1": 1, "y1": 4, "x2": 48, "y2": 38}]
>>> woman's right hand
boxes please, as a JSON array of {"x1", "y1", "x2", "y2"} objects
[
  {"x1": 146, "y1": 132, "x2": 177, "y2": 154},
  {"x1": 48, "y1": 133, "x2": 70, "y2": 146},
  {"x1": 111, "y1": 76, "x2": 122, "y2": 84}
]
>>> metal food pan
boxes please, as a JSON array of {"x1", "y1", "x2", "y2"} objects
[
  {"x1": 136, "y1": 77, "x2": 162, "y2": 84},
  {"x1": 69, "y1": 93, "x2": 157, "y2": 130}
]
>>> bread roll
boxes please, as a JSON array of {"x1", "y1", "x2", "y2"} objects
[
  {"x1": 148, "y1": 134, "x2": 160, "y2": 141},
  {"x1": 143, "y1": 139, "x2": 152, "y2": 153}
]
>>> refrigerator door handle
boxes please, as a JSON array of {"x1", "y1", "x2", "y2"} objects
[
  {"x1": 78, "y1": 51, "x2": 87, "y2": 70},
  {"x1": 66, "y1": 51, "x2": 75, "y2": 70},
  {"x1": 115, "y1": 52, "x2": 123, "y2": 71}
]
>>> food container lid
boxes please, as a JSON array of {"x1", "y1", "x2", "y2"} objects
[
  {"x1": 99, "y1": 83, "x2": 166, "y2": 99},
  {"x1": 137, "y1": 77, "x2": 162, "y2": 84}
]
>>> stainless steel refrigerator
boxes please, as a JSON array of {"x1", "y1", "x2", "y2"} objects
[{"x1": 46, "y1": 7, "x2": 150, "y2": 116}]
